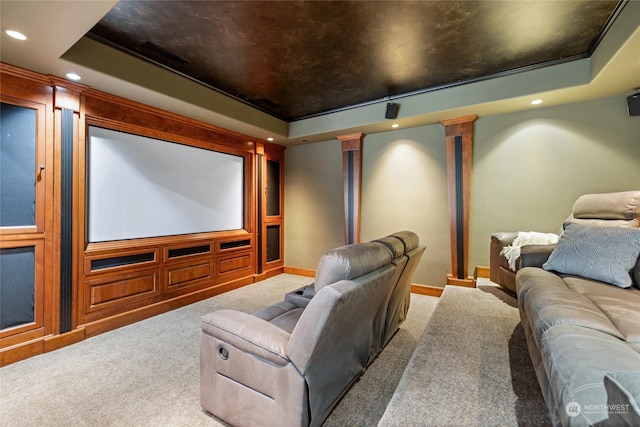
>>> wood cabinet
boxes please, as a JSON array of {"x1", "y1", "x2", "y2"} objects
[
  {"x1": 0, "y1": 63, "x2": 285, "y2": 365},
  {"x1": 0, "y1": 65, "x2": 55, "y2": 365},
  {"x1": 257, "y1": 143, "x2": 285, "y2": 279}
]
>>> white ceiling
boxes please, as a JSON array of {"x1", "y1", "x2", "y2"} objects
[{"x1": 1, "y1": 0, "x2": 639, "y2": 146}]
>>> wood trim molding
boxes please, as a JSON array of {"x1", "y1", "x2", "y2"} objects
[
  {"x1": 284, "y1": 266, "x2": 316, "y2": 277},
  {"x1": 441, "y1": 115, "x2": 477, "y2": 287},
  {"x1": 411, "y1": 284, "x2": 444, "y2": 297},
  {"x1": 475, "y1": 266, "x2": 490, "y2": 279},
  {"x1": 50, "y1": 77, "x2": 87, "y2": 113},
  {"x1": 338, "y1": 132, "x2": 365, "y2": 245}
]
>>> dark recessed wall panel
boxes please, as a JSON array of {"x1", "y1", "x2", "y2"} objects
[
  {"x1": 0, "y1": 247, "x2": 35, "y2": 329},
  {"x1": 266, "y1": 225, "x2": 280, "y2": 263},
  {"x1": 0, "y1": 102, "x2": 36, "y2": 227},
  {"x1": 266, "y1": 159, "x2": 280, "y2": 216}
]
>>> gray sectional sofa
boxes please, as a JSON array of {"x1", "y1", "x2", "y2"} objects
[
  {"x1": 199, "y1": 232, "x2": 425, "y2": 427},
  {"x1": 491, "y1": 191, "x2": 640, "y2": 293},
  {"x1": 515, "y1": 191, "x2": 640, "y2": 426}
]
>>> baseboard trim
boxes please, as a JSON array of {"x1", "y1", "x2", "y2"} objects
[
  {"x1": 475, "y1": 266, "x2": 490, "y2": 278},
  {"x1": 44, "y1": 328, "x2": 85, "y2": 353},
  {"x1": 411, "y1": 284, "x2": 444, "y2": 297},
  {"x1": 284, "y1": 266, "x2": 316, "y2": 277}
]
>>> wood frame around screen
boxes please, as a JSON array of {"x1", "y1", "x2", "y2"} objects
[
  {"x1": 75, "y1": 89, "x2": 259, "y2": 331},
  {"x1": 80, "y1": 97, "x2": 256, "y2": 252}
]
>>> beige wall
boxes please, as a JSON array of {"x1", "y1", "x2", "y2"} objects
[
  {"x1": 470, "y1": 94, "x2": 640, "y2": 271},
  {"x1": 284, "y1": 139, "x2": 344, "y2": 269},
  {"x1": 360, "y1": 126, "x2": 450, "y2": 286},
  {"x1": 285, "y1": 93, "x2": 640, "y2": 287}
]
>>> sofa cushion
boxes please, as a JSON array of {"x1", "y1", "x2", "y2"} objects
[
  {"x1": 562, "y1": 275, "x2": 640, "y2": 345},
  {"x1": 543, "y1": 223, "x2": 640, "y2": 288},
  {"x1": 540, "y1": 324, "x2": 640, "y2": 426},
  {"x1": 516, "y1": 268, "x2": 625, "y2": 346},
  {"x1": 314, "y1": 242, "x2": 392, "y2": 291}
]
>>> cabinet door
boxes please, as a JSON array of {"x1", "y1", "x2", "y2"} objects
[
  {"x1": 260, "y1": 147, "x2": 284, "y2": 273},
  {"x1": 1, "y1": 99, "x2": 46, "y2": 232},
  {"x1": 0, "y1": 97, "x2": 48, "y2": 340}
]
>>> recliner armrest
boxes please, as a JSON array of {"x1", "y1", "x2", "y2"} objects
[
  {"x1": 201, "y1": 310, "x2": 291, "y2": 366},
  {"x1": 284, "y1": 284, "x2": 315, "y2": 308},
  {"x1": 518, "y1": 244, "x2": 556, "y2": 269}
]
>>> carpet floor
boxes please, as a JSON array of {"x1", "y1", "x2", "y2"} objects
[
  {"x1": 0, "y1": 274, "x2": 438, "y2": 426},
  {"x1": 378, "y1": 282, "x2": 551, "y2": 427},
  {"x1": 0, "y1": 275, "x2": 548, "y2": 426}
]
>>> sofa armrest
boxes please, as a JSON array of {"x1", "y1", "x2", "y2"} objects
[
  {"x1": 490, "y1": 232, "x2": 518, "y2": 283},
  {"x1": 518, "y1": 244, "x2": 556, "y2": 268},
  {"x1": 201, "y1": 310, "x2": 291, "y2": 366},
  {"x1": 491, "y1": 232, "x2": 518, "y2": 247}
]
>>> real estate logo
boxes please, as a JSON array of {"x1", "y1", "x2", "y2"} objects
[
  {"x1": 566, "y1": 401, "x2": 581, "y2": 418},
  {"x1": 565, "y1": 401, "x2": 631, "y2": 418}
]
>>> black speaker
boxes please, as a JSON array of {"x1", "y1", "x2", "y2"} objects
[
  {"x1": 385, "y1": 103, "x2": 397, "y2": 119},
  {"x1": 627, "y1": 93, "x2": 640, "y2": 116}
]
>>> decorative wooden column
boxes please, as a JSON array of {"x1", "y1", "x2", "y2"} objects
[
  {"x1": 440, "y1": 115, "x2": 477, "y2": 287},
  {"x1": 338, "y1": 132, "x2": 364, "y2": 245},
  {"x1": 50, "y1": 77, "x2": 85, "y2": 338}
]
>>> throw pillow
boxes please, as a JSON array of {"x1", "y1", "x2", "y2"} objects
[{"x1": 542, "y1": 223, "x2": 640, "y2": 288}]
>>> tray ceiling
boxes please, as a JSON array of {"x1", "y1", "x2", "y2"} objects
[{"x1": 87, "y1": 0, "x2": 622, "y2": 122}]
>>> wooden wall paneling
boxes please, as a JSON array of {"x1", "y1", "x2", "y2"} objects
[
  {"x1": 440, "y1": 115, "x2": 477, "y2": 287},
  {"x1": 0, "y1": 64, "x2": 55, "y2": 365},
  {"x1": 2, "y1": 63, "x2": 285, "y2": 364},
  {"x1": 338, "y1": 133, "x2": 365, "y2": 245}
]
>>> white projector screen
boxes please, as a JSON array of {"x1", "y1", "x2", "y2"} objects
[{"x1": 88, "y1": 126, "x2": 244, "y2": 242}]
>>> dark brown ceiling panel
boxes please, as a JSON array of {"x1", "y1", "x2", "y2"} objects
[{"x1": 88, "y1": 0, "x2": 621, "y2": 121}]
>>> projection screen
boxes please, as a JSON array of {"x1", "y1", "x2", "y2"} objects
[{"x1": 88, "y1": 126, "x2": 244, "y2": 242}]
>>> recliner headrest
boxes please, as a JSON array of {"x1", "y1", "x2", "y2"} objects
[
  {"x1": 372, "y1": 236, "x2": 405, "y2": 258},
  {"x1": 389, "y1": 231, "x2": 420, "y2": 253},
  {"x1": 315, "y1": 242, "x2": 393, "y2": 292},
  {"x1": 572, "y1": 191, "x2": 640, "y2": 221}
]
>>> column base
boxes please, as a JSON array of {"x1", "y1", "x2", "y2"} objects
[{"x1": 446, "y1": 274, "x2": 476, "y2": 287}]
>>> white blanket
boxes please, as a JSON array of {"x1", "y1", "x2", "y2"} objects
[{"x1": 500, "y1": 231, "x2": 559, "y2": 271}]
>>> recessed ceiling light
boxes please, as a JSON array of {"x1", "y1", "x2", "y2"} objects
[
  {"x1": 4, "y1": 29, "x2": 27, "y2": 40},
  {"x1": 66, "y1": 73, "x2": 82, "y2": 81},
  {"x1": 267, "y1": 137, "x2": 274, "y2": 142},
  {"x1": 531, "y1": 99, "x2": 543, "y2": 105},
  {"x1": 391, "y1": 123, "x2": 400, "y2": 128}
]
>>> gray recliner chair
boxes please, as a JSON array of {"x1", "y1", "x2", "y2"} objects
[
  {"x1": 284, "y1": 231, "x2": 426, "y2": 356},
  {"x1": 200, "y1": 241, "x2": 399, "y2": 427},
  {"x1": 375, "y1": 231, "x2": 426, "y2": 348}
]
